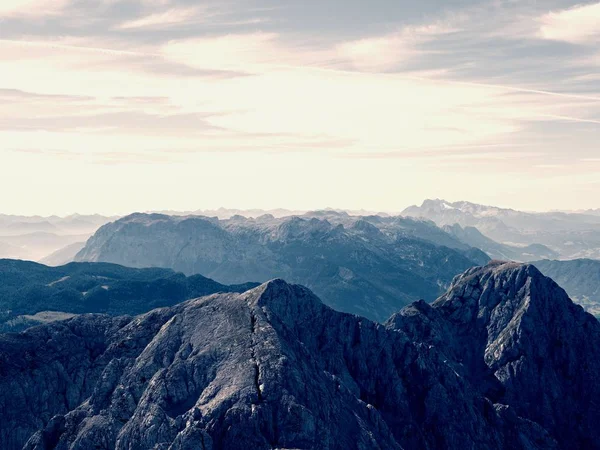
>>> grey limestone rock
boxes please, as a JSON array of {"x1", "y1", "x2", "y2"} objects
[
  {"x1": 389, "y1": 261, "x2": 600, "y2": 449},
  {"x1": 1, "y1": 266, "x2": 579, "y2": 449}
]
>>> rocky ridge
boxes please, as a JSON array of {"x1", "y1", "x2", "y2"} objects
[{"x1": 1, "y1": 262, "x2": 597, "y2": 449}]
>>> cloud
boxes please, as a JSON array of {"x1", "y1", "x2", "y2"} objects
[
  {"x1": 538, "y1": 2, "x2": 600, "y2": 44},
  {"x1": 117, "y1": 6, "x2": 207, "y2": 30},
  {"x1": 161, "y1": 25, "x2": 459, "y2": 74},
  {"x1": 161, "y1": 33, "x2": 335, "y2": 72},
  {"x1": 335, "y1": 35, "x2": 415, "y2": 72},
  {"x1": 335, "y1": 24, "x2": 459, "y2": 71},
  {"x1": 538, "y1": 114, "x2": 600, "y2": 125},
  {"x1": 1, "y1": 27, "x2": 597, "y2": 163},
  {"x1": 118, "y1": 8, "x2": 197, "y2": 30},
  {"x1": 0, "y1": 0, "x2": 70, "y2": 17},
  {"x1": 1, "y1": 0, "x2": 600, "y2": 214},
  {"x1": 0, "y1": 88, "x2": 93, "y2": 102},
  {"x1": 162, "y1": 33, "x2": 283, "y2": 71},
  {"x1": 115, "y1": 3, "x2": 270, "y2": 31},
  {"x1": 0, "y1": 38, "x2": 153, "y2": 60}
]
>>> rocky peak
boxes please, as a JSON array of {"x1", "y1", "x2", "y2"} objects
[
  {"x1": 244, "y1": 278, "x2": 322, "y2": 315},
  {"x1": 349, "y1": 219, "x2": 384, "y2": 238},
  {"x1": 272, "y1": 216, "x2": 336, "y2": 241},
  {"x1": 434, "y1": 261, "x2": 535, "y2": 326},
  {"x1": 1, "y1": 276, "x2": 565, "y2": 450},
  {"x1": 392, "y1": 260, "x2": 600, "y2": 449}
]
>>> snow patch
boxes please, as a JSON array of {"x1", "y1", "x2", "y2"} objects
[{"x1": 47, "y1": 276, "x2": 70, "y2": 287}]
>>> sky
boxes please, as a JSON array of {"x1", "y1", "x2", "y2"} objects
[{"x1": 0, "y1": 0, "x2": 599, "y2": 215}]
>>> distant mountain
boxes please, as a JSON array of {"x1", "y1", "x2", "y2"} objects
[
  {"x1": 443, "y1": 223, "x2": 559, "y2": 262},
  {"x1": 39, "y1": 241, "x2": 87, "y2": 266},
  {"x1": 0, "y1": 214, "x2": 116, "y2": 262},
  {"x1": 303, "y1": 210, "x2": 477, "y2": 251},
  {"x1": 1, "y1": 263, "x2": 598, "y2": 449},
  {"x1": 533, "y1": 258, "x2": 600, "y2": 316},
  {"x1": 154, "y1": 207, "x2": 306, "y2": 219},
  {"x1": 152, "y1": 207, "x2": 389, "y2": 219},
  {"x1": 0, "y1": 232, "x2": 91, "y2": 261},
  {"x1": 0, "y1": 220, "x2": 60, "y2": 235},
  {"x1": 0, "y1": 214, "x2": 116, "y2": 236},
  {"x1": 0, "y1": 240, "x2": 30, "y2": 260},
  {"x1": 0, "y1": 259, "x2": 258, "y2": 333},
  {"x1": 574, "y1": 208, "x2": 600, "y2": 216},
  {"x1": 403, "y1": 199, "x2": 600, "y2": 259},
  {"x1": 75, "y1": 212, "x2": 489, "y2": 321}
]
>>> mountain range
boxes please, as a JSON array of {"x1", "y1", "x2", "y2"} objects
[
  {"x1": 0, "y1": 214, "x2": 117, "y2": 262},
  {"x1": 0, "y1": 210, "x2": 382, "y2": 263},
  {"x1": 403, "y1": 199, "x2": 600, "y2": 259},
  {"x1": 1, "y1": 261, "x2": 598, "y2": 449},
  {"x1": 0, "y1": 259, "x2": 257, "y2": 333},
  {"x1": 10, "y1": 200, "x2": 600, "y2": 265},
  {"x1": 442, "y1": 223, "x2": 559, "y2": 262},
  {"x1": 74, "y1": 212, "x2": 489, "y2": 321}
]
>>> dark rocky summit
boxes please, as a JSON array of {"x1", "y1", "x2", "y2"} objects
[
  {"x1": 1, "y1": 261, "x2": 597, "y2": 449},
  {"x1": 75, "y1": 212, "x2": 488, "y2": 321},
  {"x1": 389, "y1": 261, "x2": 600, "y2": 449}
]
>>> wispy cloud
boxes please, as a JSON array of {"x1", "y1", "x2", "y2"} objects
[
  {"x1": 539, "y1": 114, "x2": 600, "y2": 125},
  {"x1": 0, "y1": 0, "x2": 70, "y2": 17},
  {"x1": 116, "y1": 4, "x2": 270, "y2": 31},
  {"x1": 538, "y1": 2, "x2": 600, "y2": 44},
  {"x1": 118, "y1": 7, "x2": 204, "y2": 30},
  {"x1": 336, "y1": 23, "x2": 461, "y2": 71}
]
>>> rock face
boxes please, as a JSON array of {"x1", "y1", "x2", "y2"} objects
[
  {"x1": 75, "y1": 212, "x2": 488, "y2": 321},
  {"x1": 0, "y1": 259, "x2": 258, "y2": 333},
  {"x1": 1, "y1": 262, "x2": 598, "y2": 449},
  {"x1": 389, "y1": 261, "x2": 600, "y2": 449}
]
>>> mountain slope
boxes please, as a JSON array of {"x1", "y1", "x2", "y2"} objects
[
  {"x1": 75, "y1": 213, "x2": 488, "y2": 321},
  {"x1": 0, "y1": 232, "x2": 92, "y2": 262},
  {"x1": 443, "y1": 223, "x2": 558, "y2": 262},
  {"x1": 0, "y1": 259, "x2": 258, "y2": 333},
  {"x1": 0, "y1": 214, "x2": 116, "y2": 236},
  {"x1": 0, "y1": 240, "x2": 30, "y2": 260},
  {"x1": 0, "y1": 278, "x2": 563, "y2": 450},
  {"x1": 388, "y1": 261, "x2": 600, "y2": 449},
  {"x1": 0, "y1": 214, "x2": 116, "y2": 262},
  {"x1": 533, "y1": 258, "x2": 600, "y2": 316},
  {"x1": 403, "y1": 199, "x2": 600, "y2": 259},
  {"x1": 40, "y1": 242, "x2": 87, "y2": 267}
]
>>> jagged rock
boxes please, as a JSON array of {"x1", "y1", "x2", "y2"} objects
[
  {"x1": 389, "y1": 261, "x2": 600, "y2": 449},
  {"x1": 1, "y1": 268, "x2": 581, "y2": 449}
]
